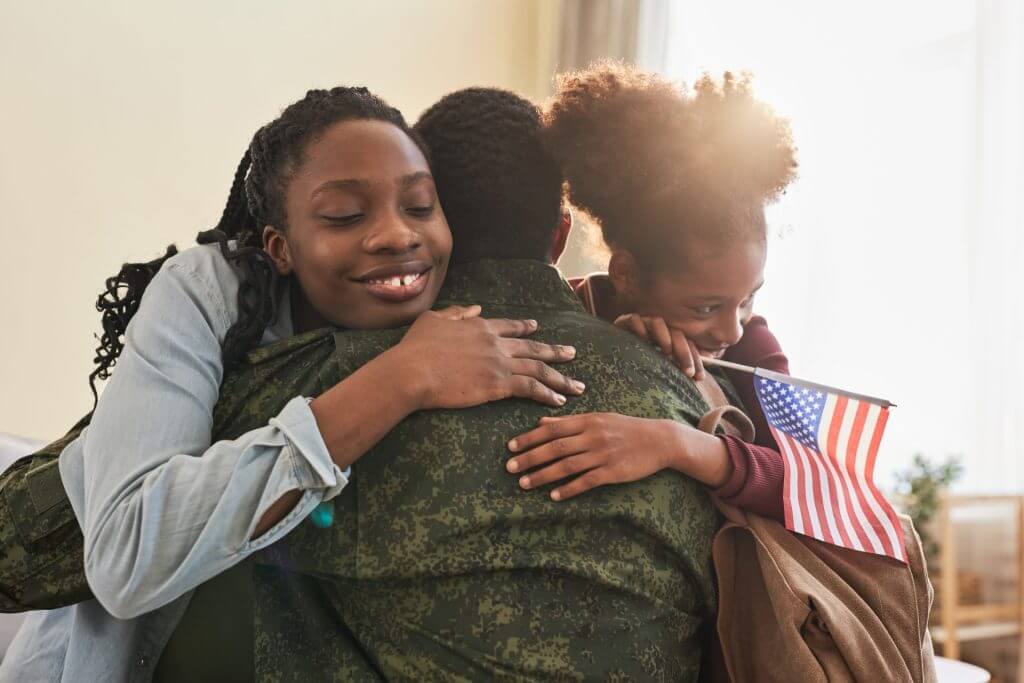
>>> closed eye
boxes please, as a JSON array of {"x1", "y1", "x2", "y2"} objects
[
  {"x1": 405, "y1": 204, "x2": 435, "y2": 218},
  {"x1": 321, "y1": 214, "x2": 363, "y2": 226}
]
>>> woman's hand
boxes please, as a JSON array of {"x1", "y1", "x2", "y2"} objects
[
  {"x1": 505, "y1": 412, "x2": 733, "y2": 500},
  {"x1": 613, "y1": 314, "x2": 706, "y2": 380},
  {"x1": 389, "y1": 305, "x2": 585, "y2": 411}
]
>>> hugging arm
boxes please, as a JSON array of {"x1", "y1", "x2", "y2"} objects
[
  {"x1": 0, "y1": 286, "x2": 584, "y2": 622},
  {"x1": 62, "y1": 260, "x2": 351, "y2": 619},
  {"x1": 508, "y1": 315, "x2": 790, "y2": 520}
]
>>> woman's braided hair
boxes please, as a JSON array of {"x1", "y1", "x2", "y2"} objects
[{"x1": 89, "y1": 86, "x2": 424, "y2": 402}]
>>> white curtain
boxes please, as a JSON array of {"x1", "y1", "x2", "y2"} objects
[
  {"x1": 553, "y1": 0, "x2": 641, "y2": 73},
  {"x1": 641, "y1": 1, "x2": 1024, "y2": 491}
]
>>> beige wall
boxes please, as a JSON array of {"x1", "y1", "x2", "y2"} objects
[{"x1": 0, "y1": 0, "x2": 557, "y2": 439}]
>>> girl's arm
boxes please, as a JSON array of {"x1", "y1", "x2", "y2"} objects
[
  {"x1": 506, "y1": 315, "x2": 789, "y2": 521},
  {"x1": 714, "y1": 315, "x2": 789, "y2": 519}
]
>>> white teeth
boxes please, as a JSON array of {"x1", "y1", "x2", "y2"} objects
[{"x1": 368, "y1": 273, "x2": 421, "y2": 287}]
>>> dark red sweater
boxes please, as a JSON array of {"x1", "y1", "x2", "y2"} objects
[{"x1": 570, "y1": 274, "x2": 786, "y2": 521}]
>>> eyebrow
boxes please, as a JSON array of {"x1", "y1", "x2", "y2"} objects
[
  {"x1": 311, "y1": 171, "x2": 433, "y2": 198},
  {"x1": 687, "y1": 281, "x2": 766, "y2": 304}
]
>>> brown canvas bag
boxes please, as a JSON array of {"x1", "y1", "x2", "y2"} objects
[{"x1": 694, "y1": 376, "x2": 936, "y2": 682}]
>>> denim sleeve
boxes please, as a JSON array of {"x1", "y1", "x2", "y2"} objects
[{"x1": 59, "y1": 255, "x2": 347, "y2": 620}]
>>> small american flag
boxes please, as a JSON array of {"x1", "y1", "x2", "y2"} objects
[{"x1": 755, "y1": 371, "x2": 906, "y2": 562}]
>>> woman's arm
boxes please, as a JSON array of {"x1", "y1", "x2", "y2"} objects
[
  {"x1": 63, "y1": 253, "x2": 348, "y2": 619},
  {"x1": 68, "y1": 251, "x2": 583, "y2": 618}
]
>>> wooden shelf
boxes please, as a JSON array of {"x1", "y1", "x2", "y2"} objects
[
  {"x1": 934, "y1": 494, "x2": 1024, "y2": 661},
  {"x1": 932, "y1": 622, "x2": 1020, "y2": 644}
]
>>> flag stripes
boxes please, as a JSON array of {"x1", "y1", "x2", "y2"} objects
[{"x1": 756, "y1": 375, "x2": 906, "y2": 562}]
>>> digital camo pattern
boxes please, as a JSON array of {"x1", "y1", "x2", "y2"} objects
[
  {"x1": 0, "y1": 259, "x2": 735, "y2": 682},
  {"x1": 240, "y1": 260, "x2": 725, "y2": 682},
  {"x1": 0, "y1": 326, "x2": 347, "y2": 614},
  {"x1": 0, "y1": 414, "x2": 92, "y2": 612}
]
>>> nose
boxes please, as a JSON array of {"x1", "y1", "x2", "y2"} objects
[
  {"x1": 363, "y1": 213, "x2": 421, "y2": 254},
  {"x1": 710, "y1": 308, "x2": 745, "y2": 348}
]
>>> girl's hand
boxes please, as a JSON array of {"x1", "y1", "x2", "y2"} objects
[
  {"x1": 613, "y1": 314, "x2": 706, "y2": 380},
  {"x1": 391, "y1": 306, "x2": 585, "y2": 411},
  {"x1": 505, "y1": 413, "x2": 683, "y2": 500}
]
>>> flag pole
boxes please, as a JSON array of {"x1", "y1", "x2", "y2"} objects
[
  {"x1": 703, "y1": 357, "x2": 756, "y2": 375},
  {"x1": 703, "y1": 357, "x2": 897, "y2": 409}
]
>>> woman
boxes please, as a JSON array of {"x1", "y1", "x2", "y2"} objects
[{"x1": 3, "y1": 85, "x2": 583, "y2": 682}]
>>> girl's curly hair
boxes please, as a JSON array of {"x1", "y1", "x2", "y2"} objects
[{"x1": 544, "y1": 61, "x2": 798, "y2": 273}]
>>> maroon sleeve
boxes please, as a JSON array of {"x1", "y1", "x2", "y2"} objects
[
  {"x1": 715, "y1": 437, "x2": 785, "y2": 521},
  {"x1": 713, "y1": 316, "x2": 790, "y2": 522},
  {"x1": 721, "y1": 315, "x2": 789, "y2": 451}
]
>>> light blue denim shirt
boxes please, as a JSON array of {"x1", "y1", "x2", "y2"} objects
[{"x1": 1, "y1": 244, "x2": 348, "y2": 682}]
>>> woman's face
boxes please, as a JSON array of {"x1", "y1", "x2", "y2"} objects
[
  {"x1": 628, "y1": 238, "x2": 766, "y2": 357},
  {"x1": 265, "y1": 119, "x2": 452, "y2": 331}
]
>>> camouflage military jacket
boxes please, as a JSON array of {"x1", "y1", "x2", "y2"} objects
[
  {"x1": 240, "y1": 260, "x2": 723, "y2": 681},
  {"x1": 1, "y1": 259, "x2": 724, "y2": 681}
]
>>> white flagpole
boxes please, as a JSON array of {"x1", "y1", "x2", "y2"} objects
[
  {"x1": 703, "y1": 357, "x2": 756, "y2": 375},
  {"x1": 703, "y1": 357, "x2": 896, "y2": 409}
]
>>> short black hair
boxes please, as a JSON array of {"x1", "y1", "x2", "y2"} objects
[{"x1": 414, "y1": 87, "x2": 562, "y2": 264}]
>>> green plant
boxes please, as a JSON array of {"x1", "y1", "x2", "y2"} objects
[{"x1": 892, "y1": 454, "x2": 964, "y2": 571}]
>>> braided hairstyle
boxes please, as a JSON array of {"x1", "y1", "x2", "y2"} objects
[
  {"x1": 89, "y1": 86, "x2": 424, "y2": 402},
  {"x1": 414, "y1": 88, "x2": 563, "y2": 264},
  {"x1": 543, "y1": 61, "x2": 798, "y2": 276}
]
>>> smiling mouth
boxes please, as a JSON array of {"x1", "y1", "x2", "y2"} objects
[{"x1": 358, "y1": 267, "x2": 432, "y2": 304}]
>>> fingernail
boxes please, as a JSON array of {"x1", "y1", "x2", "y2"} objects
[
  {"x1": 685, "y1": 367, "x2": 695, "y2": 377},
  {"x1": 563, "y1": 346, "x2": 576, "y2": 358},
  {"x1": 507, "y1": 459, "x2": 519, "y2": 472},
  {"x1": 572, "y1": 380, "x2": 586, "y2": 393},
  {"x1": 519, "y1": 476, "x2": 531, "y2": 489},
  {"x1": 528, "y1": 320, "x2": 538, "y2": 328},
  {"x1": 508, "y1": 439, "x2": 519, "y2": 452},
  {"x1": 555, "y1": 394, "x2": 567, "y2": 405},
  {"x1": 551, "y1": 490, "x2": 562, "y2": 501}
]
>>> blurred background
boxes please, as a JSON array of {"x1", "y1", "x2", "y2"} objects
[{"x1": 1, "y1": 1, "x2": 1021, "y2": 676}]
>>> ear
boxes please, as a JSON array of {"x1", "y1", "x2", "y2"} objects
[
  {"x1": 262, "y1": 225, "x2": 293, "y2": 276},
  {"x1": 607, "y1": 249, "x2": 640, "y2": 300},
  {"x1": 606, "y1": 248, "x2": 638, "y2": 305},
  {"x1": 548, "y1": 210, "x2": 573, "y2": 264}
]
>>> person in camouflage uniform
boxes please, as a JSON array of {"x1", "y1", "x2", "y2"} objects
[
  {"x1": 249, "y1": 259, "x2": 723, "y2": 681},
  {"x1": 0, "y1": 87, "x2": 730, "y2": 680},
  {"x1": 234, "y1": 89, "x2": 724, "y2": 680}
]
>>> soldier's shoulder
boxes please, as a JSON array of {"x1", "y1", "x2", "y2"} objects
[{"x1": 540, "y1": 311, "x2": 699, "y2": 397}]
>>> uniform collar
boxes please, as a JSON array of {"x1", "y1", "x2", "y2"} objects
[{"x1": 437, "y1": 259, "x2": 586, "y2": 313}]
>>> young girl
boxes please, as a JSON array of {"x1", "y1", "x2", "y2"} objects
[
  {"x1": 5, "y1": 86, "x2": 583, "y2": 682},
  {"x1": 506, "y1": 64, "x2": 797, "y2": 520}
]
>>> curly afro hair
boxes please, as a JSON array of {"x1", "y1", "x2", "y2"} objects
[
  {"x1": 414, "y1": 87, "x2": 563, "y2": 265},
  {"x1": 544, "y1": 61, "x2": 797, "y2": 274}
]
